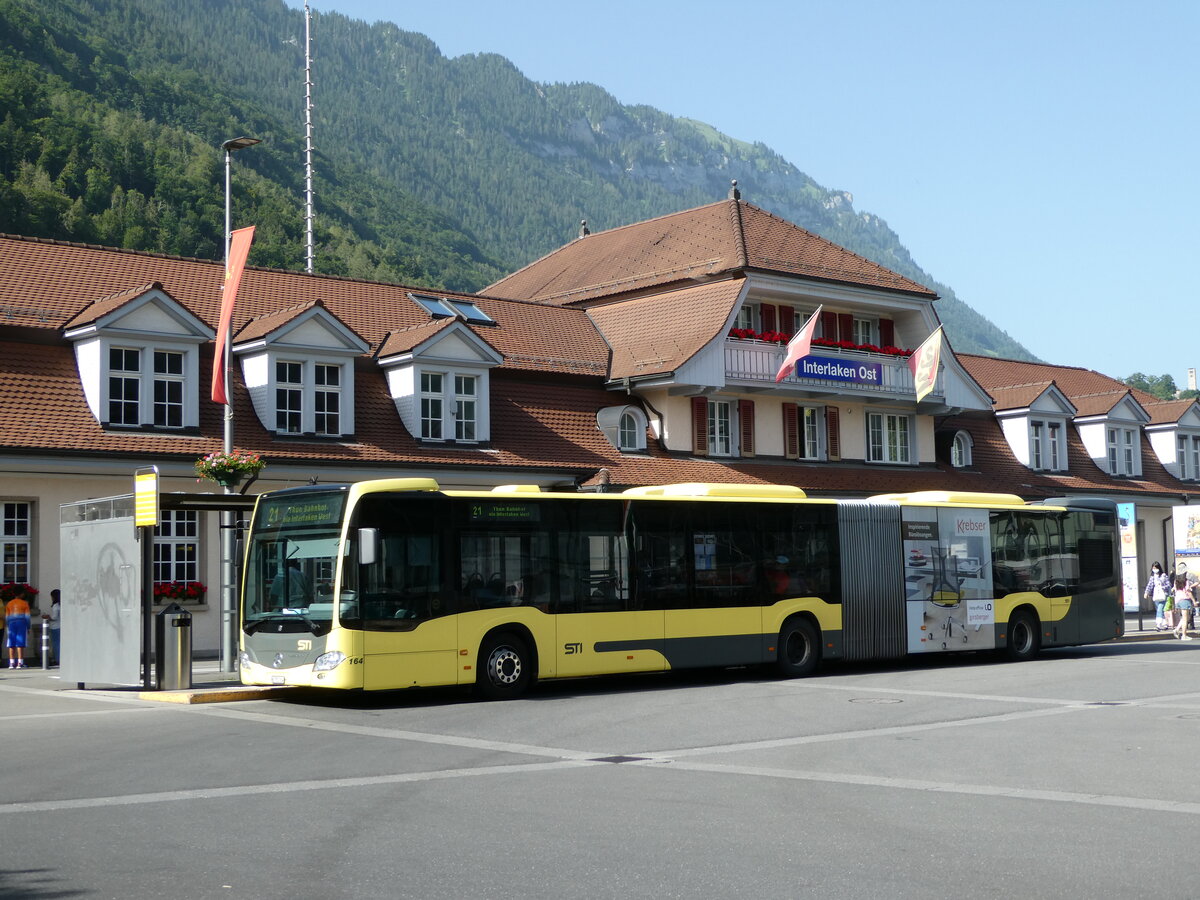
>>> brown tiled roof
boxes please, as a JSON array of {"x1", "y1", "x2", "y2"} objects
[
  {"x1": 0, "y1": 234, "x2": 608, "y2": 377},
  {"x1": 375, "y1": 319, "x2": 458, "y2": 358},
  {"x1": 987, "y1": 381, "x2": 1059, "y2": 412},
  {"x1": 588, "y1": 279, "x2": 745, "y2": 380},
  {"x1": 1145, "y1": 399, "x2": 1200, "y2": 425},
  {"x1": 1070, "y1": 390, "x2": 1135, "y2": 418},
  {"x1": 484, "y1": 199, "x2": 937, "y2": 305},
  {"x1": 62, "y1": 281, "x2": 163, "y2": 329}
]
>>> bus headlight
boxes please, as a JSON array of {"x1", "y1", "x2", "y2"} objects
[
  {"x1": 239, "y1": 652, "x2": 251, "y2": 670},
  {"x1": 312, "y1": 650, "x2": 346, "y2": 672}
]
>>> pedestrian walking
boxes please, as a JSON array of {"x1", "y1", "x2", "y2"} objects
[
  {"x1": 1173, "y1": 574, "x2": 1194, "y2": 640},
  {"x1": 1145, "y1": 562, "x2": 1172, "y2": 631}
]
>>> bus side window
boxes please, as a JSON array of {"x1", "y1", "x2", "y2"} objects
[{"x1": 556, "y1": 501, "x2": 627, "y2": 614}]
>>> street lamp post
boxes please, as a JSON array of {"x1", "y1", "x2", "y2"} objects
[{"x1": 219, "y1": 136, "x2": 260, "y2": 673}]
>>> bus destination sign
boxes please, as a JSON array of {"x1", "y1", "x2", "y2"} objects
[{"x1": 469, "y1": 502, "x2": 541, "y2": 523}]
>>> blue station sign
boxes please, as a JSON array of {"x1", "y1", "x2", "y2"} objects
[{"x1": 795, "y1": 355, "x2": 883, "y2": 384}]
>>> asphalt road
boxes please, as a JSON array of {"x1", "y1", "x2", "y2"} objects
[{"x1": 1, "y1": 639, "x2": 1195, "y2": 900}]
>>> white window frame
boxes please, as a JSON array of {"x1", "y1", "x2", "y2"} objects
[
  {"x1": 154, "y1": 510, "x2": 202, "y2": 603},
  {"x1": 618, "y1": 412, "x2": 639, "y2": 450},
  {"x1": 152, "y1": 349, "x2": 185, "y2": 428},
  {"x1": 275, "y1": 360, "x2": 304, "y2": 435},
  {"x1": 708, "y1": 400, "x2": 732, "y2": 457},
  {"x1": 951, "y1": 431, "x2": 973, "y2": 468},
  {"x1": 419, "y1": 369, "x2": 483, "y2": 444},
  {"x1": 867, "y1": 411, "x2": 912, "y2": 464},
  {"x1": 314, "y1": 363, "x2": 341, "y2": 436},
  {"x1": 100, "y1": 338, "x2": 199, "y2": 430},
  {"x1": 1029, "y1": 419, "x2": 1066, "y2": 472},
  {"x1": 454, "y1": 374, "x2": 477, "y2": 441},
  {"x1": 267, "y1": 356, "x2": 349, "y2": 438},
  {"x1": 1107, "y1": 425, "x2": 1140, "y2": 476},
  {"x1": 2, "y1": 501, "x2": 32, "y2": 585},
  {"x1": 800, "y1": 406, "x2": 820, "y2": 460},
  {"x1": 420, "y1": 372, "x2": 444, "y2": 440},
  {"x1": 734, "y1": 305, "x2": 755, "y2": 331},
  {"x1": 852, "y1": 318, "x2": 874, "y2": 346},
  {"x1": 1182, "y1": 434, "x2": 1200, "y2": 481}
]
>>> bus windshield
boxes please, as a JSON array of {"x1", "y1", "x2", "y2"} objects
[{"x1": 243, "y1": 489, "x2": 347, "y2": 634}]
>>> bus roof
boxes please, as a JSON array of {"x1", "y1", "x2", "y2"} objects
[
  {"x1": 869, "y1": 490, "x2": 1028, "y2": 507},
  {"x1": 623, "y1": 483, "x2": 807, "y2": 499}
]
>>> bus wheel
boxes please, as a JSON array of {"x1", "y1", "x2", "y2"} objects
[
  {"x1": 1005, "y1": 611, "x2": 1040, "y2": 661},
  {"x1": 477, "y1": 632, "x2": 532, "y2": 700},
  {"x1": 775, "y1": 618, "x2": 819, "y2": 678}
]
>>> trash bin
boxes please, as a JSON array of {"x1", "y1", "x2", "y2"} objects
[{"x1": 155, "y1": 603, "x2": 192, "y2": 690}]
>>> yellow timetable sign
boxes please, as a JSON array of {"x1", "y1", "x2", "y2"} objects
[{"x1": 134, "y1": 467, "x2": 159, "y2": 527}]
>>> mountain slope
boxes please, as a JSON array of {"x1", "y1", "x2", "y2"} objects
[{"x1": 0, "y1": 0, "x2": 1032, "y2": 360}]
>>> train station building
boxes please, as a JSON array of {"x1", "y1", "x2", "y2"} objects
[{"x1": 1, "y1": 194, "x2": 1195, "y2": 652}]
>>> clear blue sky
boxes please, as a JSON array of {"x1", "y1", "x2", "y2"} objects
[{"x1": 296, "y1": 0, "x2": 1199, "y2": 385}]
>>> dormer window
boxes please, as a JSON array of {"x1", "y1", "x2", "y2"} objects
[
  {"x1": 419, "y1": 371, "x2": 478, "y2": 441},
  {"x1": 272, "y1": 359, "x2": 346, "y2": 437},
  {"x1": 597, "y1": 405, "x2": 649, "y2": 452},
  {"x1": 102, "y1": 342, "x2": 193, "y2": 429},
  {"x1": 64, "y1": 283, "x2": 213, "y2": 432},
  {"x1": 1107, "y1": 426, "x2": 1140, "y2": 476},
  {"x1": 1029, "y1": 419, "x2": 1066, "y2": 472}
]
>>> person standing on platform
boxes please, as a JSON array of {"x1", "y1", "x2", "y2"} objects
[
  {"x1": 42, "y1": 589, "x2": 60, "y2": 666},
  {"x1": 5, "y1": 591, "x2": 31, "y2": 668}
]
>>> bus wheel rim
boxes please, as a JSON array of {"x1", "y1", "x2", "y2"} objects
[{"x1": 489, "y1": 647, "x2": 521, "y2": 684}]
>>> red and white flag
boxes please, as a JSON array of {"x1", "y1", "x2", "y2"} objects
[
  {"x1": 211, "y1": 226, "x2": 256, "y2": 405},
  {"x1": 909, "y1": 326, "x2": 943, "y2": 402},
  {"x1": 774, "y1": 305, "x2": 823, "y2": 383}
]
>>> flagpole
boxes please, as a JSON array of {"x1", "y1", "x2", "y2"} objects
[{"x1": 219, "y1": 137, "x2": 259, "y2": 673}]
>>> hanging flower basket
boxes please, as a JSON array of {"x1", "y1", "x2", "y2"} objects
[
  {"x1": 195, "y1": 451, "x2": 265, "y2": 488},
  {"x1": 0, "y1": 583, "x2": 37, "y2": 603}
]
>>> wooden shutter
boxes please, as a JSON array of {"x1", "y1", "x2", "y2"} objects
[
  {"x1": 825, "y1": 406, "x2": 841, "y2": 461},
  {"x1": 820, "y1": 310, "x2": 838, "y2": 341},
  {"x1": 838, "y1": 313, "x2": 853, "y2": 343},
  {"x1": 760, "y1": 303, "x2": 777, "y2": 334},
  {"x1": 738, "y1": 399, "x2": 755, "y2": 457},
  {"x1": 879, "y1": 318, "x2": 895, "y2": 348},
  {"x1": 783, "y1": 403, "x2": 799, "y2": 460},
  {"x1": 778, "y1": 306, "x2": 796, "y2": 337},
  {"x1": 691, "y1": 396, "x2": 708, "y2": 457}
]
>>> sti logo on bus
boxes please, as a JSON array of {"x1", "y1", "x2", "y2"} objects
[
  {"x1": 297, "y1": 639, "x2": 312, "y2": 651},
  {"x1": 564, "y1": 643, "x2": 583, "y2": 655}
]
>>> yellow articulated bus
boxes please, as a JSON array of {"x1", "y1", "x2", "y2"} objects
[{"x1": 238, "y1": 479, "x2": 1122, "y2": 698}]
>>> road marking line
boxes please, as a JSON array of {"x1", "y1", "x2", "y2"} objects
[
  {"x1": 659, "y1": 759, "x2": 1200, "y2": 816},
  {"x1": 0, "y1": 759, "x2": 601, "y2": 816},
  {"x1": 637, "y1": 702, "x2": 1094, "y2": 759},
  {"x1": 191, "y1": 705, "x2": 604, "y2": 760}
]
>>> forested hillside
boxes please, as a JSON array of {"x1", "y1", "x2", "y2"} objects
[{"x1": 0, "y1": 0, "x2": 1033, "y2": 359}]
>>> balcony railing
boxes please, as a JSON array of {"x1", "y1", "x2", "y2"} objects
[{"x1": 724, "y1": 338, "x2": 941, "y2": 399}]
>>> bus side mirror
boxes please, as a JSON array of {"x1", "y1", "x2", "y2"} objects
[{"x1": 359, "y1": 528, "x2": 379, "y2": 566}]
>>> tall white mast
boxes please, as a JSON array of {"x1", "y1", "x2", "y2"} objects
[{"x1": 304, "y1": 0, "x2": 315, "y2": 273}]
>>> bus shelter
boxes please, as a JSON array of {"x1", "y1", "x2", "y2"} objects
[{"x1": 59, "y1": 492, "x2": 256, "y2": 688}]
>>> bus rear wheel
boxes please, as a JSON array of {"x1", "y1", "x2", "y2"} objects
[
  {"x1": 1005, "y1": 611, "x2": 1040, "y2": 661},
  {"x1": 775, "y1": 617, "x2": 819, "y2": 678},
  {"x1": 477, "y1": 632, "x2": 533, "y2": 700}
]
